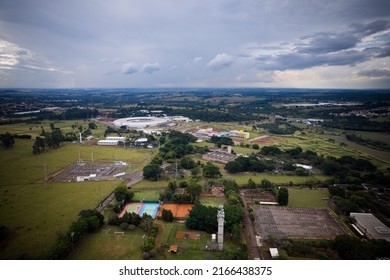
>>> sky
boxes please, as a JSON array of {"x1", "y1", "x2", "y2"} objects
[{"x1": 0, "y1": 0, "x2": 389, "y2": 89}]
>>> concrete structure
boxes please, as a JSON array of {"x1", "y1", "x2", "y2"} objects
[
  {"x1": 269, "y1": 248, "x2": 279, "y2": 259},
  {"x1": 76, "y1": 174, "x2": 97, "y2": 182},
  {"x1": 293, "y1": 163, "x2": 313, "y2": 170},
  {"x1": 106, "y1": 136, "x2": 126, "y2": 141},
  {"x1": 350, "y1": 212, "x2": 390, "y2": 241},
  {"x1": 217, "y1": 205, "x2": 225, "y2": 251},
  {"x1": 97, "y1": 140, "x2": 120, "y2": 146},
  {"x1": 113, "y1": 117, "x2": 170, "y2": 129}
]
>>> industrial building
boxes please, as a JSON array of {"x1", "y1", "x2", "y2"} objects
[
  {"x1": 202, "y1": 147, "x2": 238, "y2": 164},
  {"x1": 350, "y1": 212, "x2": 390, "y2": 241},
  {"x1": 97, "y1": 136, "x2": 126, "y2": 146}
]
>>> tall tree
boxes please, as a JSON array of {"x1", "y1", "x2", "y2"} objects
[
  {"x1": 0, "y1": 132, "x2": 15, "y2": 149},
  {"x1": 278, "y1": 187, "x2": 289, "y2": 206}
]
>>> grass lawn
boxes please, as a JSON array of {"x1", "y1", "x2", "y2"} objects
[
  {"x1": 287, "y1": 188, "x2": 329, "y2": 208},
  {"x1": 157, "y1": 222, "x2": 232, "y2": 260},
  {"x1": 0, "y1": 130, "x2": 155, "y2": 259},
  {"x1": 131, "y1": 180, "x2": 168, "y2": 190},
  {"x1": 0, "y1": 180, "x2": 117, "y2": 259},
  {"x1": 199, "y1": 197, "x2": 226, "y2": 207},
  {"x1": 226, "y1": 173, "x2": 331, "y2": 186},
  {"x1": 70, "y1": 225, "x2": 144, "y2": 260},
  {"x1": 133, "y1": 190, "x2": 161, "y2": 201}
]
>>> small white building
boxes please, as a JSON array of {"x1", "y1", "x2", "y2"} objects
[
  {"x1": 135, "y1": 138, "x2": 148, "y2": 145},
  {"x1": 97, "y1": 140, "x2": 119, "y2": 146},
  {"x1": 105, "y1": 136, "x2": 126, "y2": 141},
  {"x1": 269, "y1": 248, "x2": 279, "y2": 259}
]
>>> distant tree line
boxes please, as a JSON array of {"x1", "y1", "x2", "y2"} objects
[
  {"x1": 346, "y1": 133, "x2": 390, "y2": 152},
  {"x1": 324, "y1": 116, "x2": 390, "y2": 132},
  {"x1": 257, "y1": 121, "x2": 299, "y2": 134}
]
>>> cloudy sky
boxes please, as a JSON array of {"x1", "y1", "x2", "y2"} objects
[{"x1": 0, "y1": 0, "x2": 389, "y2": 88}]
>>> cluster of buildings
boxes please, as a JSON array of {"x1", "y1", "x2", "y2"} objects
[
  {"x1": 194, "y1": 128, "x2": 250, "y2": 140},
  {"x1": 202, "y1": 147, "x2": 238, "y2": 164}
]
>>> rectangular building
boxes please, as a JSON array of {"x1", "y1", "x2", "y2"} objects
[{"x1": 350, "y1": 212, "x2": 390, "y2": 241}]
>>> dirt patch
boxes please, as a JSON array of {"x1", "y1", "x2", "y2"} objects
[
  {"x1": 201, "y1": 186, "x2": 225, "y2": 198},
  {"x1": 176, "y1": 231, "x2": 201, "y2": 240},
  {"x1": 249, "y1": 135, "x2": 280, "y2": 145},
  {"x1": 243, "y1": 190, "x2": 277, "y2": 204}
]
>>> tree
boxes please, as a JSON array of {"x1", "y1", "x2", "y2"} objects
[
  {"x1": 186, "y1": 204, "x2": 218, "y2": 233},
  {"x1": 224, "y1": 205, "x2": 244, "y2": 233},
  {"x1": 161, "y1": 209, "x2": 174, "y2": 222},
  {"x1": 202, "y1": 162, "x2": 222, "y2": 178},
  {"x1": 187, "y1": 181, "x2": 202, "y2": 199},
  {"x1": 143, "y1": 164, "x2": 163, "y2": 181},
  {"x1": 114, "y1": 185, "x2": 134, "y2": 203},
  {"x1": 0, "y1": 132, "x2": 15, "y2": 149},
  {"x1": 278, "y1": 187, "x2": 289, "y2": 206},
  {"x1": 179, "y1": 157, "x2": 196, "y2": 169},
  {"x1": 252, "y1": 144, "x2": 259, "y2": 150},
  {"x1": 247, "y1": 178, "x2": 256, "y2": 189},
  {"x1": 88, "y1": 122, "x2": 97, "y2": 130},
  {"x1": 260, "y1": 178, "x2": 272, "y2": 190}
]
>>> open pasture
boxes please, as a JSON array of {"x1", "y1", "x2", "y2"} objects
[
  {"x1": 70, "y1": 225, "x2": 144, "y2": 260},
  {"x1": 288, "y1": 188, "x2": 329, "y2": 208}
]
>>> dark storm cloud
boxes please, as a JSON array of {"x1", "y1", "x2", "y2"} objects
[
  {"x1": 256, "y1": 20, "x2": 390, "y2": 71},
  {"x1": 358, "y1": 69, "x2": 390, "y2": 78},
  {"x1": 0, "y1": 0, "x2": 389, "y2": 87}
]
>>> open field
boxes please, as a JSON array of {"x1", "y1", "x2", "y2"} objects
[
  {"x1": 288, "y1": 188, "x2": 329, "y2": 208},
  {"x1": 130, "y1": 180, "x2": 168, "y2": 190},
  {"x1": 0, "y1": 139, "x2": 154, "y2": 186},
  {"x1": 0, "y1": 129, "x2": 155, "y2": 259},
  {"x1": 199, "y1": 197, "x2": 226, "y2": 207},
  {"x1": 70, "y1": 225, "x2": 144, "y2": 260},
  {"x1": 0, "y1": 119, "x2": 108, "y2": 140},
  {"x1": 0, "y1": 180, "x2": 117, "y2": 259},
  {"x1": 253, "y1": 206, "x2": 347, "y2": 240},
  {"x1": 133, "y1": 190, "x2": 161, "y2": 201},
  {"x1": 227, "y1": 174, "x2": 331, "y2": 186}
]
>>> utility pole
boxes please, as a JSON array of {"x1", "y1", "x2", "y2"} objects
[{"x1": 43, "y1": 164, "x2": 48, "y2": 188}]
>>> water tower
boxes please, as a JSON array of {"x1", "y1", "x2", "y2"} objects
[{"x1": 217, "y1": 205, "x2": 225, "y2": 251}]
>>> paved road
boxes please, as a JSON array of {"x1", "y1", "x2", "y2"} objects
[{"x1": 240, "y1": 189, "x2": 261, "y2": 260}]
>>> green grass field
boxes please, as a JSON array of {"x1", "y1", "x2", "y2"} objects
[
  {"x1": 0, "y1": 128, "x2": 155, "y2": 259},
  {"x1": 199, "y1": 197, "x2": 226, "y2": 207},
  {"x1": 0, "y1": 180, "x2": 117, "y2": 259},
  {"x1": 133, "y1": 190, "x2": 161, "y2": 201},
  {"x1": 226, "y1": 174, "x2": 331, "y2": 186},
  {"x1": 287, "y1": 188, "x2": 329, "y2": 208},
  {"x1": 70, "y1": 225, "x2": 144, "y2": 260}
]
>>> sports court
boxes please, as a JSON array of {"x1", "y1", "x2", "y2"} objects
[
  {"x1": 158, "y1": 204, "x2": 194, "y2": 219},
  {"x1": 253, "y1": 206, "x2": 346, "y2": 239},
  {"x1": 119, "y1": 202, "x2": 142, "y2": 218},
  {"x1": 119, "y1": 202, "x2": 160, "y2": 219},
  {"x1": 138, "y1": 202, "x2": 160, "y2": 219}
]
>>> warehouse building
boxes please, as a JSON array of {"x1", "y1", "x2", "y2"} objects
[{"x1": 350, "y1": 212, "x2": 390, "y2": 241}]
